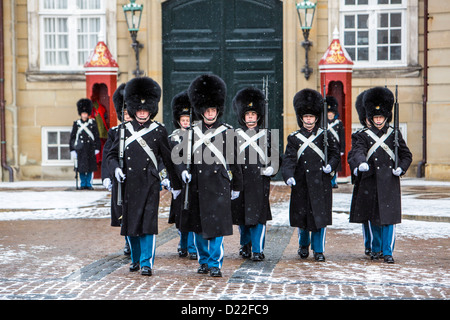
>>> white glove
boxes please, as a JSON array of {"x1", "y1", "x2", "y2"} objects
[
  {"x1": 102, "y1": 178, "x2": 112, "y2": 191},
  {"x1": 286, "y1": 177, "x2": 296, "y2": 186},
  {"x1": 115, "y1": 167, "x2": 126, "y2": 182},
  {"x1": 231, "y1": 190, "x2": 240, "y2": 200},
  {"x1": 322, "y1": 164, "x2": 332, "y2": 174},
  {"x1": 171, "y1": 189, "x2": 181, "y2": 200},
  {"x1": 262, "y1": 166, "x2": 274, "y2": 176},
  {"x1": 392, "y1": 167, "x2": 403, "y2": 176},
  {"x1": 353, "y1": 168, "x2": 358, "y2": 177},
  {"x1": 358, "y1": 162, "x2": 369, "y2": 172},
  {"x1": 161, "y1": 178, "x2": 171, "y2": 190},
  {"x1": 182, "y1": 170, "x2": 191, "y2": 183},
  {"x1": 71, "y1": 151, "x2": 77, "y2": 159},
  {"x1": 95, "y1": 150, "x2": 100, "y2": 155}
]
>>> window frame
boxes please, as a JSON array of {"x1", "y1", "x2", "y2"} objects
[
  {"x1": 38, "y1": 0, "x2": 106, "y2": 72},
  {"x1": 41, "y1": 126, "x2": 74, "y2": 166},
  {"x1": 339, "y1": 0, "x2": 408, "y2": 69}
]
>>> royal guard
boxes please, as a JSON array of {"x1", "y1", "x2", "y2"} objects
[
  {"x1": 90, "y1": 83, "x2": 109, "y2": 164},
  {"x1": 167, "y1": 91, "x2": 197, "y2": 260},
  {"x1": 349, "y1": 86, "x2": 412, "y2": 263},
  {"x1": 326, "y1": 95, "x2": 345, "y2": 188},
  {"x1": 347, "y1": 90, "x2": 374, "y2": 256},
  {"x1": 232, "y1": 87, "x2": 276, "y2": 261},
  {"x1": 106, "y1": 77, "x2": 182, "y2": 276},
  {"x1": 180, "y1": 74, "x2": 243, "y2": 277},
  {"x1": 281, "y1": 89, "x2": 340, "y2": 262},
  {"x1": 70, "y1": 98, "x2": 101, "y2": 190}
]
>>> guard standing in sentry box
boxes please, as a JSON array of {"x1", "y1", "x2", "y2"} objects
[
  {"x1": 107, "y1": 77, "x2": 182, "y2": 276},
  {"x1": 167, "y1": 91, "x2": 197, "y2": 260},
  {"x1": 326, "y1": 95, "x2": 345, "y2": 188},
  {"x1": 347, "y1": 90, "x2": 375, "y2": 257},
  {"x1": 70, "y1": 98, "x2": 101, "y2": 190},
  {"x1": 350, "y1": 86, "x2": 412, "y2": 264},
  {"x1": 180, "y1": 74, "x2": 243, "y2": 277},
  {"x1": 231, "y1": 87, "x2": 276, "y2": 262},
  {"x1": 281, "y1": 89, "x2": 340, "y2": 262}
]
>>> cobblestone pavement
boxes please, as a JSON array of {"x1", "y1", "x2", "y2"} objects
[{"x1": 0, "y1": 184, "x2": 449, "y2": 302}]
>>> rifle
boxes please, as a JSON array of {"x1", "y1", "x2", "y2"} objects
[
  {"x1": 74, "y1": 157, "x2": 79, "y2": 190},
  {"x1": 394, "y1": 84, "x2": 400, "y2": 169},
  {"x1": 322, "y1": 84, "x2": 328, "y2": 166},
  {"x1": 262, "y1": 76, "x2": 269, "y2": 166},
  {"x1": 117, "y1": 103, "x2": 125, "y2": 206},
  {"x1": 183, "y1": 106, "x2": 194, "y2": 211}
]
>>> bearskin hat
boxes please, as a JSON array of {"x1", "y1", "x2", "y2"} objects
[
  {"x1": 355, "y1": 90, "x2": 367, "y2": 127},
  {"x1": 232, "y1": 87, "x2": 266, "y2": 127},
  {"x1": 113, "y1": 83, "x2": 127, "y2": 122},
  {"x1": 188, "y1": 74, "x2": 226, "y2": 119},
  {"x1": 124, "y1": 77, "x2": 161, "y2": 119},
  {"x1": 293, "y1": 88, "x2": 323, "y2": 127},
  {"x1": 363, "y1": 86, "x2": 394, "y2": 123},
  {"x1": 171, "y1": 90, "x2": 196, "y2": 129},
  {"x1": 326, "y1": 95, "x2": 339, "y2": 116},
  {"x1": 77, "y1": 98, "x2": 93, "y2": 116}
]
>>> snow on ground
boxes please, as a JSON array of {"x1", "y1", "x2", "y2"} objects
[{"x1": 0, "y1": 179, "x2": 449, "y2": 239}]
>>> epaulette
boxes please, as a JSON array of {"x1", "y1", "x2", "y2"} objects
[
  {"x1": 154, "y1": 120, "x2": 164, "y2": 127},
  {"x1": 168, "y1": 128, "x2": 181, "y2": 138},
  {"x1": 289, "y1": 129, "x2": 301, "y2": 137},
  {"x1": 221, "y1": 123, "x2": 234, "y2": 129}
]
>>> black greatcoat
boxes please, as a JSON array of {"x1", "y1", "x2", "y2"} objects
[
  {"x1": 347, "y1": 128, "x2": 366, "y2": 221},
  {"x1": 167, "y1": 128, "x2": 187, "y2": 228},
  {"x1": 328, "y1": 118, "x2": 346, "y2": 171},
  {"x1": 69, "y1": 118, "x2": 100, "y2": 173},
  {"x1": 281, "y1": 126, "x2": 340, "y2": 232},
  {"x1": 101, "y1": 125, "x2": 121, "y2": 227},
  {"x1": 349, "y1": 125, "x2": 412, "y2": 225},
  {"x1": 232, "y1": 127, "x2": 273, "y2": 226},
  {"x1": 179, "y1": 121, "x2": 243, "y2": 239},
  {"x1": 107, "y1": 119, "x2": 182, "y2": 237}
]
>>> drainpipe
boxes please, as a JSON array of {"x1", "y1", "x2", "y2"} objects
[
  {"x1": 0, "y1": 0, "x2": 14, "y2": 182},
  {"x1": 417, "y1": 0, "x2": 428, "y2": 178}
]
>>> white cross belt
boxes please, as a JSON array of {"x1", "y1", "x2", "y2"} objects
[{"x1": 295, "y1": 128, "x2": 325, "y2": 161}]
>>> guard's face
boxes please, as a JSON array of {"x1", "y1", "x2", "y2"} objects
[
  {"x1": 179, "y1": 115, "x2": 190, "y2": 129},
  {"x1": 373, "y1": 115, "x2": 386, "y2": 129},
  {"x1": 135, "y1": 110, "x2": 150, "y2": 123},
  {"x1": 302, "y1": 114, "x2": 317, "y2": 130},
  {"x1": 203, "y1": 107, "x2": 218, "y2": 125},
  {"x1": 123, "y1": 109, "x2": 132, "y2": 122},
  {"x1": 327, "y1": 111, "x2": 335, "y2": 121},
  {"x1": 80, "y1": 112, "x2": 89, "y2": 121},
  {"x1": 244, "y1": 111, "x2": 258, "y2": 129}
]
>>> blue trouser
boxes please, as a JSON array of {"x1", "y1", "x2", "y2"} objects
[
  {"x1": 239, "y1": 224, "x2": 266, "y2": 253},
  {"x1": 370, "y1": 224, "x2": 396, "y2": 256},
  {"x1": 331, "y1": 173, "x2": 337, "y2": 187},
  {"x1": 127, "y1": 234, "x2": 156, "y2": 268},
  {"x1": 363, "y1": 221, "x2": 373, "y2": 250},
  {"x1": 193, "y1": 233, "x2": 224, "y2": 269},
  {"x1": 298, "y1": 228, "x2": 326, "y2": 253},
  {"x1": 179, "y1": 231, "x2": 196, "y2": 254},
  {"x1": 79, "y1": 172, "x2": 93, "y2": 187}
]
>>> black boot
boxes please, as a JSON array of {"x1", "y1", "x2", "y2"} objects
[
  {"x1": 141, "y1": 266, "x2": 152, "y2": 276},
  {"x1": 197, "y1": 263, "x2": 209, "y2": 274},
  {"x1": 210, "y1": 267, "x2": 222, "y2": 277},
  {"x1": 298, "y1": 246, "x2": 309, "y2": 259},
  {"x1": 314, "y1": 252, "x2": 325, "y2": 262}
]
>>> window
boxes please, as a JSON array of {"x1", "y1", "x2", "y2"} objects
[
  {"x1": 340, "y1": 0, "x2": 407, "y2": 68},
  {"x1": 42, "y1": 127, "x2": 73, "y2": 165},
  {"x1": 39, "y1": 0, "x2": 106, "y2": 71}
]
